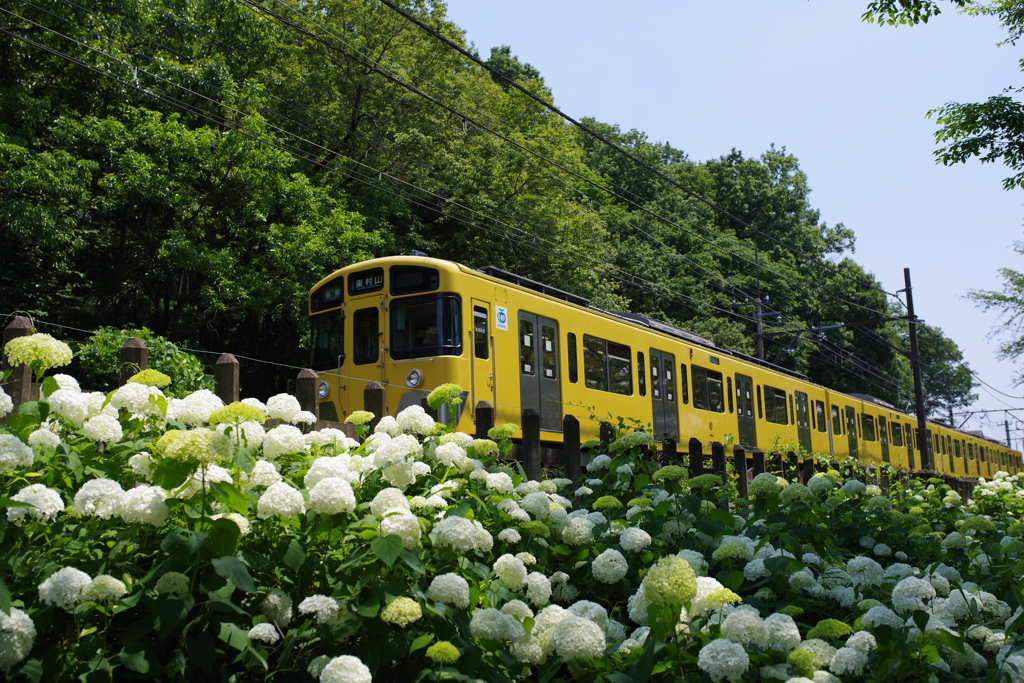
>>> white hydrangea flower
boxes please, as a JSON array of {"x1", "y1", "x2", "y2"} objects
[
  {"x1": 620, "y1": 527, "x2": 652, "y2": 552},
  {"x1": 562, "y1": 517, "x2": 596, "y2": 546},
  {"x1": 257, "y1": 481, "x2": 305, "y2": 518},
  {"x1": 494, "y1": 554, "x2": 528, "y2": 590},
  {"x1": 0, "y1": 386, "x2": 12, "y2": 419},
  {"x1": 0, "y1": 607, "x2": 36, "y2": 671},
  {"x1": 308, "y1": 477, "x2": 356, "y2": 516},
  {"x1": 169, "y1": 389, "x2": 224, "y2": 426},
  {"x1": 27, "y1": 428, "x2": 60, "y2": 449},
  {"x1": 119, "y1": 485, "x2": 169, "y2": 527},
  {"x1": 470, "y1": 608, "x2": 525, "y2": 641},
  {"x1": 156, "y1": 572, "x2": 190, "y2": 596},
  {"x1": 486, "y1": 472, "x2": 514, "y2": 494},
  {"x1": 38, "y1": 567, "x2": 91, "y2": 609},
  {"x1": 764, "y1": 612, "x2": 802, "y2": 651},
  {"x1": 593, "y1": 548, "x2": 629, "y2": 583},
  {"x1": 247, "y1": 622, "x2": 280, "y2": 645},
  {"x1": 428, "y1": 573, "x2": 470, "y2": 609},
  {"x1": 47, "y1": 389, "x2": 89, "y2": 424},
  {"x1": 676, "y1": 549, "x2": 708, "y2": 576},
  {"x1": 292, "y1": 410, "x2": 317, "y2": 426},
  {"x1": 81, "y1": 575, "x2": 127, "y2": 603},
  {"x1": 305, "y1": 429, "x2": 357, "y2": 452},
  {"x1": 74, "y1": 478, "x2": 125, "y2": 519},
  {"x1": 8, "y1": 484, "x2": 64, "y2": 524},
  {"x1": 698, "y1": 638, "x2": 750, "y2": 682},
  {"x1": 239, "y1": 460, "x2": 283, "y2": 492},
  {"x1": 374, "y1": 415, "x2": 403, "y2": 437},
  {"x1": 241, "y1": 397, "x2": 268, "y2": 415},
  {"x1": 319, "y1": 655, "x2": 371, "y2": 683},
  {"x1": 218, "y1": 420, "x2": 265, "y2": 448},
  {"x1": 587, "y1": 455, "x2": 612, "y2": 472},
  {"x1": 263, "y1": 424, "x2": 308, "y2": 459},
  {"x1": 525, "y1": 572, "x2": 552, "y2": 605},
  {"x1": 298, "y1": 595, "x2": 344, "y2": 627},
  {"x1": 371, "y1": 488, "x2": 410, "y2": 517},
  {"x1": 379, "y1": 510, "x2": 422, "y2": 548},
  {"x1": 892, "y1": 576, "x2": 937, "y2": 614},
  {"x1": 862, "y1": 605, "x2": 902, "y2": 628},
  {"x1": 551, "y1": 614, "x2": 606, "y2": 659},
  {"x1": 396, "y1": 404, "x2": 435, "y2": 435},
  {"x1": 847, "y1": 556, "x2": 884, "y2": 587},
  {"x1": 261, "y1": 588, "x2": 293, "y2": 626},
  {"x1": 497, "y1": 528, "x2": 522, "y2": 544},
  {"x1": 722, "y1": 610, "x2": 769, "y2": 647},
  {"x1": 111, "y1": 382, "x2": 161, "y2": 415},
  {"x1": 431, "y1": 516, "x2": 493, "y2": 554},
  {"x1": 847, "y1": 630, "x2": 876, "y2": 653},
  {"x1": 266, "y1": 394, "x2": 301, "y2": 422},
  {"x1": 0, "y1": 434, "x2": 34, "y2": 472}
]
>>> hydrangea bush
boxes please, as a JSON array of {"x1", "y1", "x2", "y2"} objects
[{"x1": 4, "y1": 338, "x2": 1024, "y2": 681}]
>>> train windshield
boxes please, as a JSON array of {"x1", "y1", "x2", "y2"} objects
[
  {"x1": 310, "y1": 311, "x2": 344, "y2": 371},
  {"x1": 390, "y1": 294, "x2": 461, "y2": 360}
]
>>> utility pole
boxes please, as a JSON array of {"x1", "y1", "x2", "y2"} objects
[
  {"x1": 905, "y1": 268, "x2": 931, "y2": 470},
  {"x1": 755, "y1": 298, "x2": 764, "y2": 361},
  {"x1": 1007, "y1": 416, "x2": 1013, "y2": 450}
]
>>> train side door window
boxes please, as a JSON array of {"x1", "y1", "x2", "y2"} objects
[
  {"x1": 541, "y1": 325, "x2": 557, "y2": 379},
  {"x1": 891, "y1": 422, "x2": 903, "y2": 447},
  {"x1": 474, "y1": 307, "x2": 489, "y2": 359},
  {"x1": 352, "y1": 307, "x2": 380, "y2": 365},
  {"x1": 567, "y1": 333, "x2": 578, "y2": 384},
  {"x1": 789, "y1": 395, "x2": 796, "y2": 425},
  {"x1": 680, "y1": 363, "x2": 689, "y2": 404},
  {"x1": 665, "y1": 362, "x2": 675, "y2": 403},
  {"x1": 637, "y1": 352, "x2": 647, "y2": 397},
  {"x1": 954, "y1": 439, "x2": 961, "y2": 459},
  {"x1": 815, "y1": 401, "x2": 826, "y2": 432},
  {"x1": 831, "y1": 406, "x2": 842, "y2": 435},
  {"x1": 520, "y1": 320, "x2": 535, "y2": 376},
  {"x1": 726, "y1": 377, "x2": 734, "y2": 413},
  {"x1": 862, "y1": 414, "x2": 877, "y2": 442},
  {"x1": 763, "y1": 386, "x2": 788, "y2": 425}
]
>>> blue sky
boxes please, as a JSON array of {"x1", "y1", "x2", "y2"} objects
[{"x1": 442, "y1": 0, "x2": 1024, "y2": 441}]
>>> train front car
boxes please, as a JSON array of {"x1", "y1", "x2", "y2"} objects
[{"x1": 309, "y1": 256, "x2": 475, "y2": 429}]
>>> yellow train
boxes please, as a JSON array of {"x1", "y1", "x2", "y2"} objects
[{"x1": 308, "y1": 255, "x2": 1022, "y2": 478}]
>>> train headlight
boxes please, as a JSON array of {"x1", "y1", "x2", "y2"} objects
[
  {"x1": 318, "y1": 381, "x2": 330, "y2": 400},
  {"x1": 405, "y1": 369, "x2": 422, "y2": 388}
]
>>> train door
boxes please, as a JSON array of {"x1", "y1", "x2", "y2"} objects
[
  {"x1": 878, "y1": 416, "x2": 890, "y2": 464},
  {"x1": 649, "y1": 349, "x2": 678, "y2": 440},
  {"x1": 470, "y1": 301, "x2": 495, "y2": 417},
  {"x1": 905, "y1": 424, "x2": 915, "y2": 469},
  {"x1": 795, "y1": 391, "x2": 812, "y2": 453},
  {"x1": 518, "y1": 312, "x2": 562, "y2": 431},
  {"x1": 735, "y1": 374, "x2": 757, "y2": 449},
  {"x1": 845, "y1": 406, "x2": 859, "y2": 458}
]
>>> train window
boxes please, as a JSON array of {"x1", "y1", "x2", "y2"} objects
[
  {"x1": 815, "y1": 401, "x2": 826, "y2": 433},
  {"x1": 352, "y1": 307, "x2": 379, "y2": 365},
  {"x1": 680, "y1": 364, "x2": 689, "y2": 404},
  {"x1": 541, "y1": 326, "x2": 557, "y2": 380},
  {"x1": 954, "y1": 439, "x2": 961, "y2": 458},
  {"x1": 757, "y1": 385, "x2": 763, "y2": 419},
  {"x1": 567, "y1": 333, "x2": 578, "y2": 384},
  {"x1": 665, "y1": 361, "x2": 676, "y2": 403},
  {"x1": 862, "y1": 414, "x2": 877, "y2": 442},
  {"x1": 726, "y1": 377, "x2": 734, "y2": 413},
  {"x1": 390, "y1": 295, "x2": 462, "y2": 360},
  {"x1": 692, "y1": 365, "x2": 725, "y2": 413},
  {"x1": 520, "y1": 320, "x2": 536, "y2": 376},
  {"x1": 474, "y1": 307, "x2": 489, "y2": 360},
  {"x1": 891, "y1": 422, "x2": 903, "y2": 447},
  {"x1": 390, "y1": 266, "x2": 439, "y2": 295},
  {"x1": 831, "y1": 406, "x2": 842, "y2": 435},
  {"x1": 968, "y1": 443, "x2": 974, "y2": 460},
  {"x1": 763, "y1": 386, "x2": 788, "y2": 425},
  {"x1": 583, "y1": 335, "x2": 632, "y2": 395},
  {"x1": 789, "y1": 395, "x2": 796, "y2": 426},
  {"x1": 638, "y1": 352, "x2": 647, "y2": 397},
  {"x1": 311, "y1": 310, "x2": 345, "y2": 371}
]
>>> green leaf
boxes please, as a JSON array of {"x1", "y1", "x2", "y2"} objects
[
  {"x1": 16, "y1": 401, "x2": 48, "y2": 422},
  {"x1": 232, "y1": 445, "x2": 257, "y2": 472},
  {"x1": 409, "y1": 633, "x2": 433, "y2": 654},
  {"x1": 152, "y1": 459, "x2": 195, "y2": 489},
  {"x1": 370, "y1": 535, "x2": 403, "y2": 568},
  {"x1": 205, "y1": 518, "x2": 242, "y2": 557},
  {"x1": 4, "y1": 414, "x2": 39, "y2": 435},
  {"x1": 764, "y1": 556, "x2": 793, "y2": 575},
  {"x1": 211, "y1": 556, "x2": 257, "y2": 594},
  {"x1": 218, "y1": 622, "x2": 249, "y2": 651},
  {"x1": 118, "y1": 646, "x2": 149, "y2": 674},
  {"x1": 0, "y1": 575, "x2": 10, "y2": 615},
  {"x1": 0, "y1": 498, "x2": 33, "y2": 509},
  {"x1": 647, "y1": 602, "x2": 679, "y2": 640},
  {"x1": 282, "y1": 539, "x2": 305, "y2": 572},
  {"x1": 634, "y1": 638, "x2": 657, "y2": 683},
  {"x1": 356, "y1": 595, "x2": 381, "y2": 617},
  {"x1": 400, "y1": 548, "x2": 424, "y2": 574},
  {"x1": 633, "y1": 473, "x2": 651, "y2": 491},
  {"x1": 209, "y1": 482, "x2": 250, "y2": 515},
  {"x1": 161, "y1": 529, "x2": 207, "y2": 563},
  {"x1": 40, "y1": 377, "x2": 58, "y2": 399}
]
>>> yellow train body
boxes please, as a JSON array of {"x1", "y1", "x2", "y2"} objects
[{"x1": 308, "y1": 256, "x2": 1021, "y2": 478}]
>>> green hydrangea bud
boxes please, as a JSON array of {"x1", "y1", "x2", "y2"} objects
[
  {"x1": 128, "y1": 369, "x2": 171, "y2": 388},
  {"x1": 644, "y1": 555, "x2": 696, "y2": 606}
]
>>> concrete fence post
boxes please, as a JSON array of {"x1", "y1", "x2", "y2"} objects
[
  {"x1": 296, "y1": 369, "x2": 319, "y2": 424},
  {"x1": 688, "y1": 438, "x2": 704, "y2": 478},
  {"x1": 363, "y1": 381, "x2": 386, "y2": 435},
  {"x1": 475, "y1": 401, "x2": 494, "y2": 439},
  {"x1": 2, "y1": 316, "x2": 33, "y2": 409},
  {"x1": 522, "y1": 408, "x2": 541, "y2": 481},
  {"x1": 562, "y1": 414, "x2": 582, "y2": 484},
  {"x1": 118, "y1": 337, "x2": 148, "y2": 387},
  {"x1": 214, "y1": 353, "x2": 240, "y2": 405}
]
